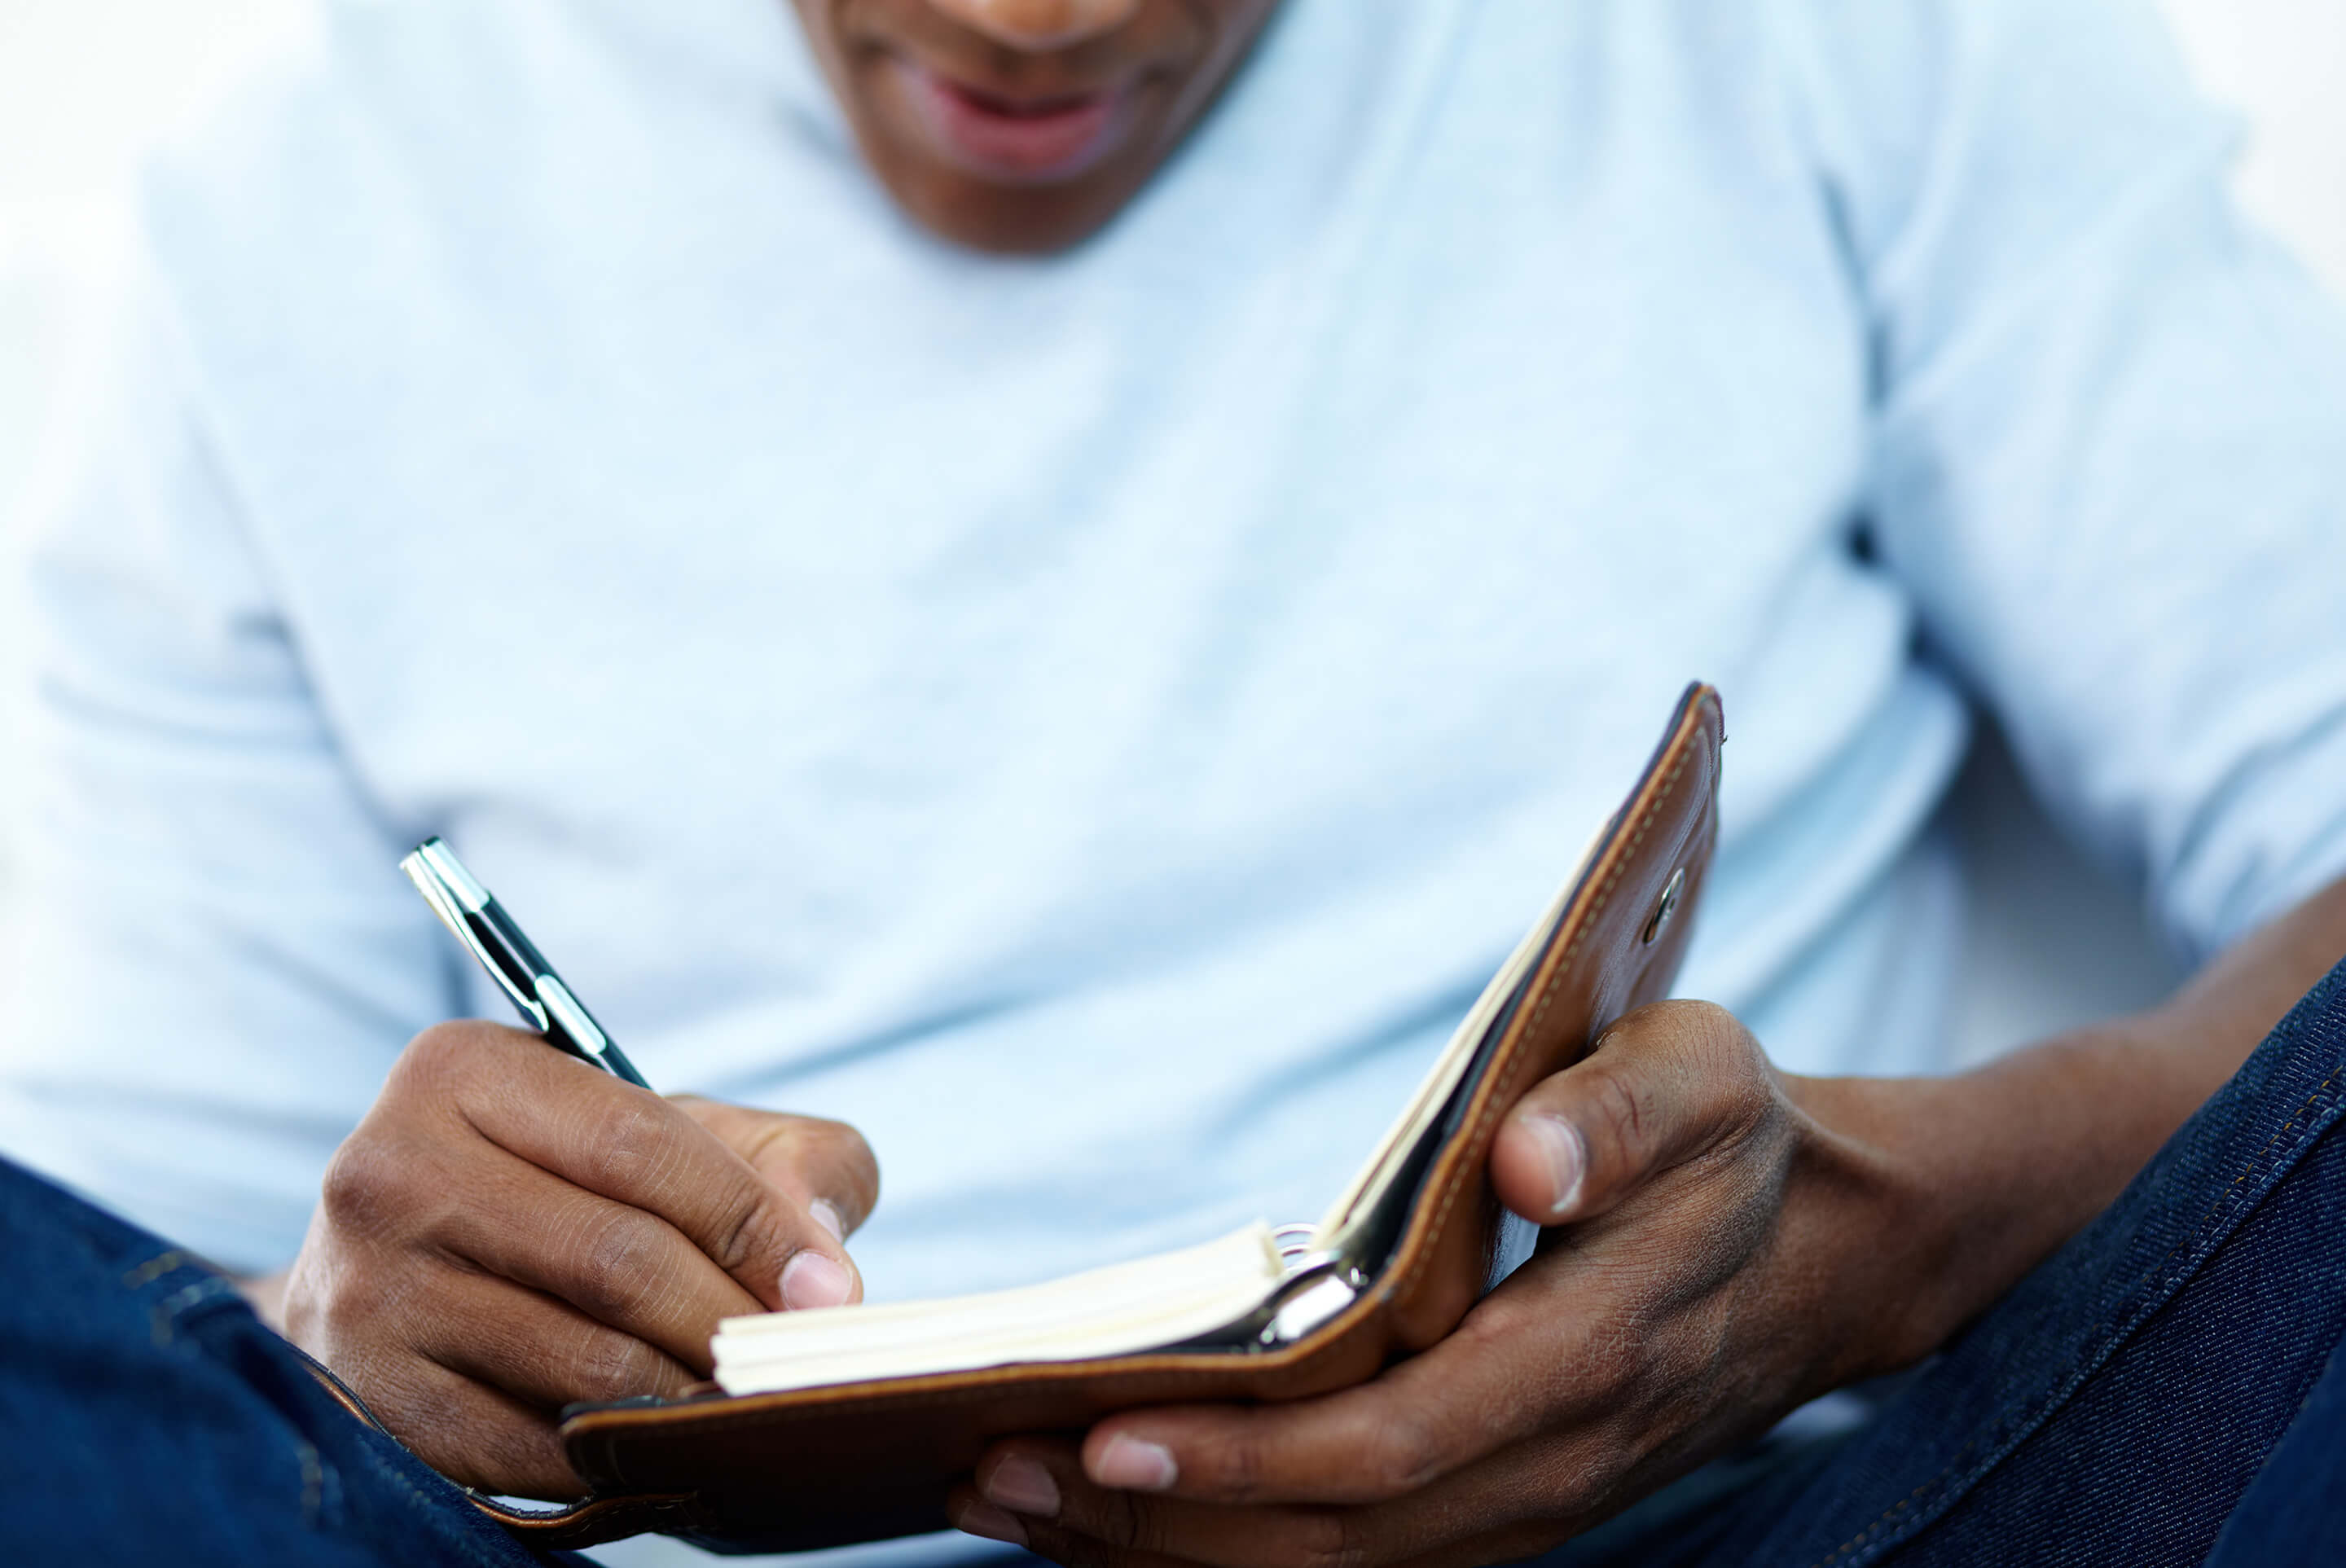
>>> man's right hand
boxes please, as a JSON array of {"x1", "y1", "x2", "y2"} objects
[{"x1": 279, "y1": 1021, "x2": 880, "y2": 1498}]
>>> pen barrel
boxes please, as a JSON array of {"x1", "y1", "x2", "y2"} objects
[
  {"x1": 402, "y1": 837, "x2": 653, "y2": 1091},
  {"x1": 474, "y1": 900, "x2": 560, "y2": 997},
  {"x1": 468, "y1": 902, "x2": 650, "y2": 1088}
]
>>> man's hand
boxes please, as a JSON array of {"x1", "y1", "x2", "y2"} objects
[
  {"x1": 280, "y1": 1021, "x2": 879, "y2": 1499},
  {"x1": 952, "y1": 877, "x2": 2346, "y2": 1568},
  {"x1": 949, "y1": 1000, "x2": 1918, "y2": 1566},
  {"x1": 951, "y1": 867, "x2": 2346, "y2": 1568}
]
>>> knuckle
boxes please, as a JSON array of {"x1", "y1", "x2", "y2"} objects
[
  {"x1": 1205, "y1": 1426, "x2": 1266, "y2": 1504},
  {"x1": 1672, "y1": 1002, "x2": 1777, "y2": 1135},
  {"x1": 760, "y1": 1116, "x2": 880, "y2": 1197},
  {"x1": 708, "y1": 1179, "x2": 789, "y2": 1277},
  {"x1": 696, "y1": 1108, "x2": 883, "y2": 1235},
  {"x1": 319, "y1": 1131, "x2": 420, "y2": 1241},
  {"x1": 811, "y1": 1115, "x2": 878, "y2": 1175},
  {"x1": 571, "y1": 1328, "x2": 671, "y2": 1403},
  {"x1": 811, "y1": 1118, "x2": 882, "y2": 1214},
  {"x1": 1678, "y1": 1000, "x2": 1764, "y2": 1074},
  {"x1": 1581, "y1": 1064, "x2": 1652, "y2": 1173},
  {"x1": 394, "y1": 1021, "x2": 492, "y2": 1094},
  {"x1": 570, "y1": 1207, "x2": 668, "y2": 1320},
  {"x1": 581, "y1": 1096, "x2": 676, "y2": 1192},
  {"x1": 1365, "y1": 1413, "x2": 1440, "y2": 1499},
  {"x1": 1666, "y1": 999, "x2": 1740, "y2": 1050}
]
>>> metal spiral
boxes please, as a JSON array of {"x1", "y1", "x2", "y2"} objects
[{"x1": 1271, "y1": 1222, "x2": 1320, "y2": 1267}]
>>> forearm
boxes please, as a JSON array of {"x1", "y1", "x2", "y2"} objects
[{"x1": 1795, "y1": 873, "x2": 2346, "y2": 1377}]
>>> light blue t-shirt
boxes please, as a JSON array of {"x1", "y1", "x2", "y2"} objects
[{"x1": 4, "y1": 0, "x2": 2345, "y2": 1525}]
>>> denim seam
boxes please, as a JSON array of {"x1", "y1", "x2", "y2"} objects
[
  {"x1": 120, "y1": 1249, "x2": 191, "y2": 1289},
  {"x1": 349, "y1": 1434, "x2": 523, "y2": 1568},
  {"x1": 297, "y1": 1438, "x2": 326, "y2": 1527},
  {"x1": 284, "y1": 1341, "x2": 529, "y2": 1560},
  {"x1": 152, "y1": 1276, "x2": 235, "y2": 1316},
  {"x1": 2142, "y1": 1065, "x2": 2344, "y2": 1297},
  {"x1": 143, "y1": 1275, "x2": 235, "y2": 1348},
  {"x1": 1807, "y1": 1055, "x2": 2346, "y2": 1568}
]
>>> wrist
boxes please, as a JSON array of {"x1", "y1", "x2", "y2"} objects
[
  {"x1": 1781, "y1": 1024, "x2": 2191, "y2": 1381},
  {"x1": 1764, "y1": 1078, "x2": 1960, "y2": 1386}
]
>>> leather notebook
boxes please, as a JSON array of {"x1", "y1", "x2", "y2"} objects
[{"x1": 455, "y1": 683, "x2": 1724, "y2": 1551}]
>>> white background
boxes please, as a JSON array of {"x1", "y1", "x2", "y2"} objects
[{"x1": 1, "y1": 0, "x2": 2342, "y2": 1056}]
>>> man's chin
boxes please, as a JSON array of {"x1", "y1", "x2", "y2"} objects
[{"x1": 875, "y1": 156, "x2": 1160, "y2": 254}]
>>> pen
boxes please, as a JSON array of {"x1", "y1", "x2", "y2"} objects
[{"x1": 398, "y1": 837, "x2": 653, "y2": 1090}]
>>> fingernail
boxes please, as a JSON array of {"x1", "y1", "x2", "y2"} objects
[
  {"x1": 953, "y1": 1500, "x2": 1028, "y2": 1547},
  {"x1": 982, "y1": 1454, "x2": 1061, "y2": 1517},
  {"x1": 1093, "y1": 1434, "x2": 1177, "y2": 1491},
  {"x1": 1529, "y1": 1114, "x2": 1586, "y2": 1219},
  {"x1": 810, "y1": 1199, "x2": 846, "y2": 1243},
  {"x1": 781, "y1": 1250, "x2": 852, "y2": 1309}
]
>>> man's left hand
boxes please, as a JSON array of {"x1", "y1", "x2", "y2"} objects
[{"x1": 947, "y1": 1000, "x2": 1931, "y2": 1568}]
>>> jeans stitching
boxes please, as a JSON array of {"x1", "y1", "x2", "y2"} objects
[
  {"x1": 153, "y1": 1276, "x2": 234, "y2": 1315},
  {"x1": 297, "y1": 1438, "x2": 326, "y2": 1527},
  {"x1": 1806, "y1": 1052, "x2": 2346, "y2": 1568},
  {"x1": 120, "y1": 1249, "x2": 190, "y2": 1289},
  {"x1": 350, "y1": 1434, "x2": 523, "y2": 1568},
  {"x1": 2145, "y1": 1068, "x2": 2342, "y2": 1295},
  {"x1": 107, "y1": 1247, "x2": 367, "y2": 1541},
  {"x1": 143, "y1": 1275, "x2": 235, "y2": 1346},
  {"x1": 30, "y1": 1181, "x2": 509, "y2": 1560}
]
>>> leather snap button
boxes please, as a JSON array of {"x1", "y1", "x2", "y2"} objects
[{"x1": 1642, "y1": 867, "x2": 1685, "y2": 946}]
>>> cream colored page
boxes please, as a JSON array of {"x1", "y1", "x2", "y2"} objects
[
  {"x1": 711, "y1": 1223, "x2": 1286, "y2": 1394},
  {"x1": 1308, "y1": 816, "x2": 1612, "y2": 1253}
]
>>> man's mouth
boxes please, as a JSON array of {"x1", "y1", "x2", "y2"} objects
[{"x1": 896, "y1": 62, "x2": 1131, "y2": 182}]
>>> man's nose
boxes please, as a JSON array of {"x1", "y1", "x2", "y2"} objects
[{"x1": 924, "y1": 0, "x2": 1142, "y2": 51}]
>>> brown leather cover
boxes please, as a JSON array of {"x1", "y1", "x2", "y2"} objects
[{"x1": 503, "y1": 684, "x2": 1724, "y2": 1552}]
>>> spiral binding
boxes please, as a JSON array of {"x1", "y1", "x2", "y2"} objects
[{"x1": 1272, "y1": 1223, "x2": 1320, "y2": 1268}]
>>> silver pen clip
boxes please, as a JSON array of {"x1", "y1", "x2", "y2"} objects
[
  {"x1": 398, "y1": 837, "x2": 650, "y2": 1088},
  {"x1": 402, "y1": 840, "x2": 543, "y2": 1027}
]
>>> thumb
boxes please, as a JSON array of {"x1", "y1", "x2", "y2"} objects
[
  {"x1": 1489, "y1": 1000, "x2": 1774, "y2": 1225},
  {"x1": 670, "y1": 1096, "x2": 882, "y2": 1307},
  {"x1": 669, "y1": 1096, "x2": 881, "y2": 1239}
]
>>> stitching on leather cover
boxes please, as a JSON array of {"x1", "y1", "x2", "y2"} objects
[{"x1": 1384, "y1": 697, "x2": 1708, "y2": 1309}]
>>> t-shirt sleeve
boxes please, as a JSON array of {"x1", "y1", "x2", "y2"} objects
[
  {"x1": 1773, "y1": 0, "x2": 2346, "y2": 957},
  {"x1": 0, "y1": 257, "x2": 457, "y2": 1273}
]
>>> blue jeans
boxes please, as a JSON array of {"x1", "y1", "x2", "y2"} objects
[
  {"x1": 0, "y1": 1154, "x2": 593, "y2": 1566},
  {"x1": 2, "y1": 958, "x2": 2342, "y2": 1566},
  {"x1": 1555, "y1": 952, "x2": 2346, "y2": 1567}
]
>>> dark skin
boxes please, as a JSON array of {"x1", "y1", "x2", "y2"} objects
[
  {"x1": 255, "y1": 2, "x2": 1287, "y2": 1490},
  {"x1": 948, "y1": 877, "x2": 2346, "y2": 1566},
  {"x1": 274, "y1": 1025, "x2": 879, "y2": 1496},
  {"x1": 247, "y1": 0, "x2": 2346, "y2": 1538},
  {"x1": 786, "y1": 0, "x2": 1282, "y2": 253}
]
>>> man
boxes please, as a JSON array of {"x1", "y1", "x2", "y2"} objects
[
  {"x1": 7, "y1": 948, "x2": 2346, "y2": 1564},
  {"x1": 2, "y1": 0, "x2": 2343, "y2": 1563}
]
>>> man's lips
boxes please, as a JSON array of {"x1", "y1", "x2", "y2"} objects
[{"x1": 895, "y1": 61, "x2": 1130, "y2": 182}]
